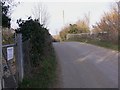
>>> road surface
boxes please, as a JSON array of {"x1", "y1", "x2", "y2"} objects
[{"x1": 53, "y1": 42, "x2": 118, "y2": 88}]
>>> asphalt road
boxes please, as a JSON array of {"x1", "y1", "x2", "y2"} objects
[{"x1": 53, "y1": 42, "x2": 118, "y2": 88}]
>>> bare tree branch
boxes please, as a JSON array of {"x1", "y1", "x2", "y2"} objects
[{"x1": 32, "y1": 2, "x2": 50, "y2": 28}]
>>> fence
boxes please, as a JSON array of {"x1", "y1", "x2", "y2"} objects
[
  {"x1": 1, "y1": 32, "x2": 24, "y2": 89},
  {"x1": 0, "y1": 27, "x2": 2, "y2": 90}
]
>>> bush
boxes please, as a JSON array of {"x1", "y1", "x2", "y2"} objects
[{"x1": 17, "y1": 18, "x2": 51, "y2": 67}]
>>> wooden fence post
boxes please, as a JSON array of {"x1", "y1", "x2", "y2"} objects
[{"x1": 16, "y1": 33, "x2": 24, "y2": 82}]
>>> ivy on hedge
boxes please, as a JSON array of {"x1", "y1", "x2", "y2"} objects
[{"x1": 17, "y1": 17, "x2": 49, "y2": 67}]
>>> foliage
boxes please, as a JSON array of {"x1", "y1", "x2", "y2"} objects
[
  {"x1": 92, "y1": 4, "x2": 119, "y2": 44},
  {"x1": 68, "y1": 24, "x2": 78, "y2": 34},
  {"x1": 76, "y1": 19, "x2": 90, "y2": 33},
  {"x1": 17, "y1": 17, "x2": 57, "y2": 88},
  {"x1": 1, "y1": 0, "x2": 19, "y2": 28},
  {"x1": 1, "y1": 1, "x2": 11, "y2": 28},
  {"x1": 59, "y1": 25, "x2": 69, "y2": 41},
  {"x1": 52, "y1": 35, "x2": 60, "y2": 42},
  {"x1": 20, "y1": 43, "x2": 57, "y2": 88},
  {"x1": 17, "y1": 17, "x2": 50, "y2": 67},
  {"x1": 67, "y1": 37, "x2": 118, "y2": 51},
  {"x1": 2, "y1": 28, "x2": 14, "y2": 44},
  {"x1": 59, "y1": 17, "x2": 90, "y2": 41}
]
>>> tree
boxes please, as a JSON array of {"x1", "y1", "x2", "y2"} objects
[
  {"x1": 59, "y1": 25, "x2": 69, "y2": 41},
  {"x1": 75, "y1": 13, "x2": 90, "y2": 33},
  {"x1": 2, "y1": 1, "x2": 11, "y2": 28},
  {"x1": 76, "y1": 19, "x2": 90, "y2": 33},
  {"x1": 68, "y1": 24, "x2": 78, "y2": 34},
  {"x1": 32, "y1": 2, "x2": 49, "y2": 28},
  {"x1": 59, "y1": 13, "x2": 90, "y2": 41},
  {"x1": 92, "y1": 3, "x2": 119, "y2": 43},
  {"x1": 1, "y1": 0, "x2": 20, "y2": 28}
]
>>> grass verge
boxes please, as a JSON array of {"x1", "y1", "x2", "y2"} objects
[
  {"x1": 66, "y1": 38, "x2": 118, "y2": 51},
  {"x1": 19, "y1": 46, "x2": 57, "y2": 88}
]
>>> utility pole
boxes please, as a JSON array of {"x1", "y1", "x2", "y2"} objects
[
  {"x1": 118, "y1": 1, "x2": 120, "y2": 29},
  {"x1": 117, "y1": 1, "x2": 120, "y2": 38},
  {"x1": 117, "y1": 0, "x2": 120, "y2": 79},
  {"x1": 63, "y1": 10, "x2": 65, "y2": 26},
  {"x1": 88, "y1": 11, "x2": 90, "y2": 28}
]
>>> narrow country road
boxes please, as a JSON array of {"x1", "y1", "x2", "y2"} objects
[{"x1": 53, "y1": 42, "x2": 118, "y2": 88}]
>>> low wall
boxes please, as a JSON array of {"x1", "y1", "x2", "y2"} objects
[
  {"x1": 66, "y1": 33, "x2": 118, "y2": 44},
  {"x1": 67, "y1": 33, "x2": 95, "y2": 40}
]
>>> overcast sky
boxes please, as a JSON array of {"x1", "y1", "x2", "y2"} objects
[{"x1": 11, "y1": 0, "x2": 116, "y2": 35}]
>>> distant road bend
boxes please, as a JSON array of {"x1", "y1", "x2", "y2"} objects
[{"x1": 53, "y1": 42, "x2": 118, "y2": 88}]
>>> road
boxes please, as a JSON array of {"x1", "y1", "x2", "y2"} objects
[{"x1": 53, "y1": 42, "x2": 118, "y2": 88}]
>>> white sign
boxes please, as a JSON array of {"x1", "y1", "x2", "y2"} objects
[{"x1": 7, "y1": 47, "x2": 14, "y2": 61}]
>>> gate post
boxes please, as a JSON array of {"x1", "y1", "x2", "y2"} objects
[
  {"x1": 0, "y1": 26, "x2": 2, "y2": 89},
  {"x1": 16, "y1": 33, "x2": 24, "y2": 82}
]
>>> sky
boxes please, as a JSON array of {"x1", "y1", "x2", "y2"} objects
[{"x1": 11, "y1": 0, "x2": 117, "y2": 35}]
